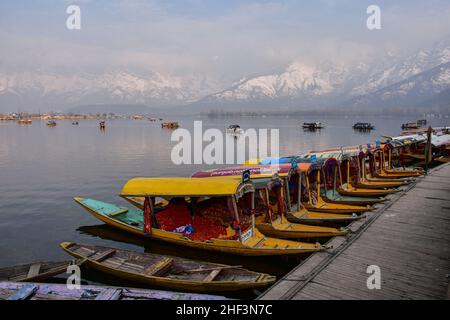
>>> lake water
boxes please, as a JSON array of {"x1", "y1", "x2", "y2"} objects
[{"x1": 0, "y1": 115, "x2": 448, "y2": 293}]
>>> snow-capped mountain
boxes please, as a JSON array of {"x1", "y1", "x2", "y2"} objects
[
  {"x1": 195, "y1": 61, "x2": 371, "y2": 110},
  {"x1": 195, "y1": 38, "x2": 450, "y2": 111},
  {"x1": 346, "y1": 61, "x2": 450, "y2": 110},
  {"x1": 350, "y1": 40, "x2": 450, "y2": 97},
  {"x1": 0, "y1": 71, "x2": 221, "y2": 112}
]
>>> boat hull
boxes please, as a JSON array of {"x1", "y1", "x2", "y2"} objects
[
  {"x1": 338, "y1": 184, "x2": 399, "y2": 197},
  {"x1": 256, "y1": 220, "x2": 348, "y2": 239},
  {"x1": 322, "y1": 190, "x2": 385, "y2": 206},
  {"x1": 354, "y1": 180, "x2": 406, "y2": 189},
  {"x1": 285, "y1": 209, "x2": 363, "y2": 225},
  {"x1": 304, "y1": 202, "x2": 370, "y2": 214}
]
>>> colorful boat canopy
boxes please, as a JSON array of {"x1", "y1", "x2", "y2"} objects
[
  {"x1": 192, "y1": 165, "x2": 294, "y2": 178},
  {"x1": 120, "y1": 177, "x2": 253, "y2": 197}
]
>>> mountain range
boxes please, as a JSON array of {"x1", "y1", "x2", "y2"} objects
[{"x1": 1, "y1": 39, "x2": 450, "y2": 114}]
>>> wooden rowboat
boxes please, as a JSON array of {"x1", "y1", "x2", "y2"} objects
[
  {"x1": 0, "y1": 282, "x2": 227, "y2": 300},
  {"x1": 0, "y1": 260, "x2": 78, "y2": 282},
  {"x1": 61, "y1": 242, "x2": 276, "y2": 292}
]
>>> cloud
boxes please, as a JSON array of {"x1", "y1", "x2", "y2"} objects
[{"x1": 1, "y1": 0, "x2": 450, "y2": 83}]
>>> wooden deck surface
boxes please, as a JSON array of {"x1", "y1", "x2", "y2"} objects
[{"x1": 259, "y1": 163, "x2": 450, "y2": 300}]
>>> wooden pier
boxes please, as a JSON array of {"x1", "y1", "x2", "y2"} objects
[{"x1": 259, "y1": 163, "x2": 450, "y2": 300}]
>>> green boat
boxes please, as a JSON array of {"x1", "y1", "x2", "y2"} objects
[{"x1": 321, "y1": 189, "x2": 386, "y2": 206}]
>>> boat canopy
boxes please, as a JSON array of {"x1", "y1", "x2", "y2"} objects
[
  {"x1": 192, "y1": 164, "x2": 299, "y2": 179},
  {"x1": 120, "y1": 177, "x2": 253, "y2": 197}
]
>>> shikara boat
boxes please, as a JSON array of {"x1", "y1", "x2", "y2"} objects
[
  {"x1": 302, "y1": 122, "x2": 324, "y2": 130},
  {"x1": 192, "y1": 164, "x2": 361, "y2": 226},
  {"x1": 372, "y1": 146, "x2": 423, "y2": 178},
  {"x1": 75, "y1": 178, "x2": 325, "y2": 256},
  {"x1": 355, "y1": 150, "x2": 411, "y2": 188},
  {"x1": 250, "y1": 178, "x2": 349, "y2": 238},
  {"x1": 61, "y1": 242, "x2": 275, "y2": 292},
  {"x1": 302, "y1": 162, "x2": 371, "y2": 214},
  {"x1": 401, "y1": 122, "x2": 419, "y2": 130},
  {"x1": 338, "y1": 157, "x2": 400, "y2": 197},
  {"x1": 353, "y1": 123, "x2": 374, "y2": 130},
  {"x1": 0, "y1": 282, "x2": 227, "y2": 300},
  {"x1": 319, "y1": 157, "x2": 387, "y2": 205},
  {"x1": 190, "y1": 167, "x2": 348, "y2": 238},
  {"x1": 0, "y1": 260, "x2": 78, "y2": 282}
]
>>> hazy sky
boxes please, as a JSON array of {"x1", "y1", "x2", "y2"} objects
[{"x1": 1, "y1": 0, "x2": 450, "y2": 82}]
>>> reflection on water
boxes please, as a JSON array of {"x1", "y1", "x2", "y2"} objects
[{"x1": 0, "y1": 115, "x2": 448, "y2": 295}]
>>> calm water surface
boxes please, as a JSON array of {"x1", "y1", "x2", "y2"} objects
[{"x1": 0, "y1": 115, "x2": 448, "y2": 291}]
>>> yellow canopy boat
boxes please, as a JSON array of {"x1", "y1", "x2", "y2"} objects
[
  {"x1": 354, "y1": 150, "x2": 410, "y2": 189},
  {"x1": 303, "y1": 164, "x2": 371, "y2": 214},
  {"x1": 191, "y1": 165, "x2": 359, "y2": 229},
  {"x1": 338, "y1": 158, "x2": 399, "y2": 197},
  {"x1": 250, "y1": 177, "x2": 349, "y2": 238},
  {"x1": 372, "y1": 145, "x2": 423, "y2": 178},
  {"x1": 75, "y1": 177, "x2": 324, "y2": 256}
]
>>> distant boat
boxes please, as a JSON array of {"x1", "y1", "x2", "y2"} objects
[
  {"x1": 148, "y1": 118, "x2": 157, "y2": 122},
  {"x1": 226, "y1": 124, "x2": 243, "y2": 134},
  {"x1": 46, "y1": 120, "x2": 57, "y2": 126},
  {"x1": 302, "y1": 122, "x2": 324, "y2": 130},
  {"x1": 72, "y1": 121, "x2": 79, "y2": 125},
  {"x1": 417, "y1": 119, "x2": 427, "y2": 126},
  {"x1": 161, "y1": 121, "x2": 179, "y2": 129},
  {"x1": 17, "y1": 119, "x2": 32, "y2": 125},
  {"x1": 353, "y1": 122, "x2": 374, "y2": 130},
  {"x1": 401, "y1": 122, "x2": 419, "y2": 130}
]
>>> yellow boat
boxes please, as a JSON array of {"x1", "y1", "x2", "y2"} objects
[
  {"x1": 355, "y1": 151, "x2": 410, "y2": 189},
  {"x1": 338, "y1": 158, "x2": 400, "y2": 197},
  {"x1": 75, "y1": 178, "x2": 324, "y2": 256},
  {"x1": 61, "y1": 242, "x2": 276, "y2": 293},
  {"x1": 303, "y1": 164, "x2": 371, "y2": 214},
  {"x1": 373, "y1": 146, "x2": 423, "y2": 178},
  {"x1": 251, "y1": 177, "x2": 349, "y2": 238},
  {"x1": 192, "y1": 163, "x2": 360, "y2": 228},
  {"x1": 285, "y1": 208, "x2": 362, "y2": 225}
]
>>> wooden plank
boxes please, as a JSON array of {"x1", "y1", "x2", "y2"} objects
[
  {"x1": 203, "y1": 269, "x2": 221, "y2": 282},
  {"x1": 26, "y1": 264, "x2": 41, "y2": 279},
  {"x1": 143, "y1": 258, "x2": 173, "y2": 276},
  {"x1": 91, "y1": 249, "x2": 116, "y2": 262}
]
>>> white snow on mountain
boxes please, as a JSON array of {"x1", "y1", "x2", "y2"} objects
[
  {"x1": 0, "y1": 71, "x2": 221, "y2": 111},
  {"x1": 350, "y1": 41, "x2": 450, "y2": 96}
]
